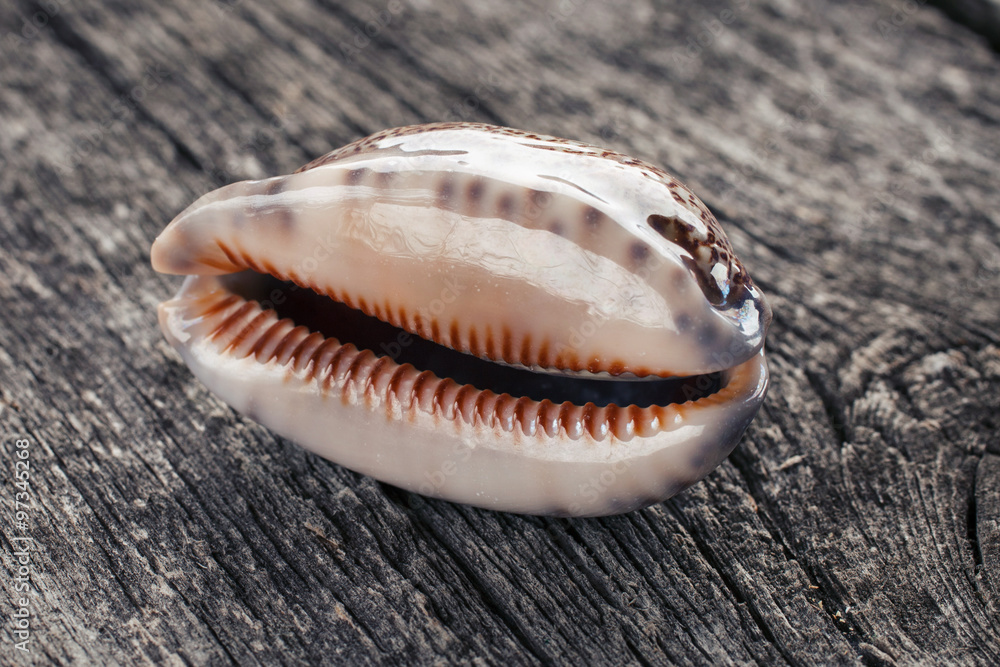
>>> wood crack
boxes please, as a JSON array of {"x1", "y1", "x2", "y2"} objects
[
  {"x1": 725, "y1": 451, "x2": 867, "y2": 656},
  {"x1": 804, "y1": 367, "x2": 850, "y2": 446},
  {"x1": 968, "y1": 457, "x2": 985, "y2": 570},
  {"x1": 664, "y1": 503, "x2": 795, "y2": 666}
]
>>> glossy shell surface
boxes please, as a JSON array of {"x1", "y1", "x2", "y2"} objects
[{"x1": 151, "y1": 122, "x2": 771, "y2": 516}]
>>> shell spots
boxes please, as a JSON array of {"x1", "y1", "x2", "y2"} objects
[
  {"x1": 670, "y1": 267, "x2": 689, "y2": 291},
  {"x1": 467, "y1": 178, "x2": 485, "y2": 200},
  {"x1": 648, "y1": 214, "x2": 693, "y2": 247},
  {"x1": 697, "y1": 322, "x2": 719, "y2": 346},
  {"x1": 516, "y1": 189, "x2": 555, "y2": 228},
  {"x1": 265, "y1": 177, "x2": 288, "y2": 196},
  {"x1": 583, "y1": 206, "x2": 602, "y2": 228},
  {"x1": 649, "y1": 214, "x2": 744, "y2": 308},
  {"x1": 680, "y1": 256, "x2": 726, "y2": 308},
  {"x1": 257, "y1": 180, "x2": 295, "y2": 231},
  {"x1": 346, "y1": 168, "x2": 368, "y2": 185},
  {"x1": 629, "y1": 242, "x2": 650, "y2": 266},
  {"x1": 496, "y1": 192, "x2": 516, "y2": 218},
  {"x1": 465, "y1": 177, "x2": 486, "y2": 211},
  {"x1": 437, "y1": 176, "x2": 456, "y2": 208},
  {"x1": 549, "y1": 221, "x2": 565, "y2": 237}
]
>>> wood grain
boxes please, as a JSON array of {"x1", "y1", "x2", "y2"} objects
[{"x1": 1, "y1": 0, "x2": 998, "y2": 664}]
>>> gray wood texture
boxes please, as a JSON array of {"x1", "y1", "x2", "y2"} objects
[{"x1": 2, "y1": 0, "x2": 999, "y2": 664}]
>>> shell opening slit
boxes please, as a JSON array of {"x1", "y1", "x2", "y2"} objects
[
  {"x1": 152, "y1": 122, "x2": 771, "y2": 516},
  {"x1": 220, "y1": 270, "x2": 727, "y2": 410}
]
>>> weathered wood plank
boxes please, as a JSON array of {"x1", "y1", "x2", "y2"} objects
[{"x1": 1, "y1": 0, "x2": 999, "y2": 664}]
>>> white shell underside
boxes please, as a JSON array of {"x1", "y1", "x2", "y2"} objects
[{"x1": 159, "y1": 273, "x2": 768, "y2": 517}]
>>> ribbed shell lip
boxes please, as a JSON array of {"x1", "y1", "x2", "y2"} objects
[
  {"x1": 152, "y1": 228, "x2": 695, "y2": 380},
  {"x1": 158, "y1": 271, "x2": 763, "y2": 444},
  {"x1": 150, "y1": 223, "x2": 764, "y2": 380}
]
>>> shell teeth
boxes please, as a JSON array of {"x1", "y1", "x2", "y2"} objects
[
  {"x1": 538, "y1": 399, "x2": 560, "y2": 438},
  {"x1": 272, "y1": 325, "x2": 311, "y2": 367},
  {"x1": 327, "y1": 344, "x2": 360, "y2": 396},
  {"x1": 208, "y1": 301, "x2": 258, "y2": 345},
  {"x1": 198, "y1": 259, "x2": 593, "y2": 376},
  {"x1": 250, "y1": 318, "x2": 297, "y2": 362},
  {"x1": 290, "y1": 332, "x2": 325, "y2": 375},
  {"x1": 514, "y1": 397, "x2": 537, "y2": 437},
  {"x1": 181, "y1": 281, "x2": 689, "y2": 443},
  {"x1": 454, "y1": 384, "x2": 478, "y2": 425},
  {"x1": 308, "y1": 339, "x2": 344, "y2": 384}
]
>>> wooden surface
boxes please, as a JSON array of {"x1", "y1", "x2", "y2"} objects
[{"x1": 2, "y1": 0, "x2": 999, "y2": 664}]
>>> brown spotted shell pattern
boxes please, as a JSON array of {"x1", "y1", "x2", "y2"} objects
[{"x1": 151, "y1": 122, "x2": 771, "y2": 516}]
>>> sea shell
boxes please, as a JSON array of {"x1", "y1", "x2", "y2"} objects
[{"x1": 151, "y1": 122, "x2": 770, "y2": 516}]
